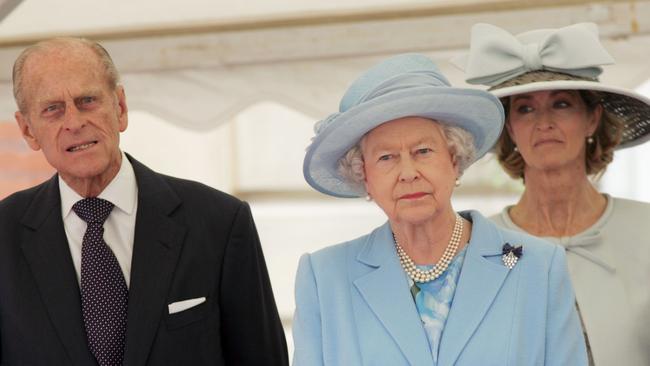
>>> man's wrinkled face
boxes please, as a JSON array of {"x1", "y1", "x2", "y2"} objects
[{"x1": 15, "y1": 45, "x2": 128, "y2": 188}]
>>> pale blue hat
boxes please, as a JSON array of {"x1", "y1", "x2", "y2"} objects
[{"x1": 303, "y1": 53, "x2": 505, "y2": 198}]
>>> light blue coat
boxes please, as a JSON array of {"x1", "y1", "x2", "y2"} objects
[{"x1": 293, "y1": 211, "x2": 587, "y2": 365}]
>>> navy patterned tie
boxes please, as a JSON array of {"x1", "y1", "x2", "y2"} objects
[{"x1": 73, "y1": 198, "x2": 128, "y2": 366}]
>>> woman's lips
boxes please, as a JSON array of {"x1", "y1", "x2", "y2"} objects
[
  {"x1": 400, "y1": 192, "x2": 428, "y2": 200},
  {"x1": 534, "y1": 139, "x2": 562, "y2": 147}
]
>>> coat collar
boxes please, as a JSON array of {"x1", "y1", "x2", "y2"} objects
[
  {"x1": 122, "y1": 154, "x2": 187, "y2": 366},
  {"x1": 353, "y1": 221, "x2": 435, "y2": 365},
  {"x1": 437, "y1": 210, "x2": 510, "y2": 364},
  {"x1": 20, "y1": 175, "x2": 98, "y2": 365},
  {"x1": 353, "y1": 211, "x2": 511, "y2": 364}
]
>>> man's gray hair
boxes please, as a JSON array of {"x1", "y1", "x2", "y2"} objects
[
  {"x1": 337, "y1": 123, "x2": 476, "y2": 195},
  {"x1": 12, "y1": 37, "x2": 120, "y2": 113}
]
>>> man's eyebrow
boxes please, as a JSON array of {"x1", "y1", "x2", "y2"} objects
[
  {"x1": 35, "y1": 89, "x2": 103, "y2": 105},
  {"x1": 34, "y1": 97, "x2": 63, "y2": 108}
]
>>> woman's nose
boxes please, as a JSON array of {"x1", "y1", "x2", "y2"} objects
[
  {"x1": 398, "y1": 156, "x2": 420, "y2": 183},
  {"x1": 534, "y1": 109, "x2": 556, "y2": 131}
]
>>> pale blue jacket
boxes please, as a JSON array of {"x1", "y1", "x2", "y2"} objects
[{"x1": 293, "y1": 211, "x2": 587, "y2": 365}]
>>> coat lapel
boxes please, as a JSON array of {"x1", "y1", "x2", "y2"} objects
[
  {"x1": 353, "y1": 223, "x2": 434, "y2": 365},
  {"x1": 438, "y1": 211, "x2": 510, "y2": 365},
  {"x1": 123, "y1": 156, "x2": 187, "y2": 366},
  {"x1": 19, "y1": 176, "x2": 97, "y2": 365}
]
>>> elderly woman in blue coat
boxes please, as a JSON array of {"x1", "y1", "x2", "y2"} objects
[{"x1": 294, "y1": 53, "x2": 588, "y2": 365}]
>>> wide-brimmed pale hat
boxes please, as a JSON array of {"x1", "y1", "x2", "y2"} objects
[
  {"x1": 452, "y1": 22, "x2": 650, "y2": 149},
  {"x1": 303, "y1": 53, "x2": 504, "y2": 198}
]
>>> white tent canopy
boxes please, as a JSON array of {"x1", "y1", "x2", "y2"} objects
[{"x1": 1, "y1": 0, "x2": 650, "y2": 126}]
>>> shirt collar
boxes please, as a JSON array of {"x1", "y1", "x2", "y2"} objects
[{"x1": 59, "y1": 151, "x2": 138, "y2": 218}]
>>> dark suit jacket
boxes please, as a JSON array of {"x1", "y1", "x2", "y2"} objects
[{"x1": 0, "y1": 155, "x2": 288, "y2": 365}]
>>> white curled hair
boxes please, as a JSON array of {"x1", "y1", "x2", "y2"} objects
[{"x1": 337, "y1": 124, "x2": 476, "y2": 195}]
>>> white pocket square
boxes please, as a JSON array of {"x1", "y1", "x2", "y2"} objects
[{"x1": 168, "y1": 297, "x2": 206, "y2": 314}]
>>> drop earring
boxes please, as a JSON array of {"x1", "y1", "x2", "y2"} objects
[{"x1": 455, "y1": 179, "x2": 460, "y2": 187}]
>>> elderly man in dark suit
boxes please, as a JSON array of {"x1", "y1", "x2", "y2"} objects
[{"x1": 0, "y1": 37, "x2": 288, "y2": 365}]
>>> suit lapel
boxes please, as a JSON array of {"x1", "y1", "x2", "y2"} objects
[
  {"x1": 438, "y1": 211, "x2": 510, "y2": 365},
  {"x1": 353, "y1": 223, "x2": 434, "y2": 365},
  {"x1": 19, "y1": 176, "x2": 97, "y2": 365},
  {"x1": 123, "y1": 156, "x2": 187, "y2": 366}
]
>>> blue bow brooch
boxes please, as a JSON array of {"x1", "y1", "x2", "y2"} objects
[{"x1": 502, "y1": 243, "x2": 523, "y2": 269}]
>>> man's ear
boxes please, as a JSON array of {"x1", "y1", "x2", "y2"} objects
[
  {"x1": 15, "y1": 111, "x2": 41, "y2": 151},
  {"x1": 115, "y1": 85, "x2": 128, "y2": 132}
]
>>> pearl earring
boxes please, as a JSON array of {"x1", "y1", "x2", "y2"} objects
[
  {"x1": 365, "y1": 194, "x2": 372, "y2": 202},
  {"x1": 587, "y1": 136, "x2": 594, "y2": 144},
  {"x1": 513, "y1": 145, "x2": 519, "y2": 152},
  {"x1": 455, "y1": 179, "x2": 460, "y2": 187}
]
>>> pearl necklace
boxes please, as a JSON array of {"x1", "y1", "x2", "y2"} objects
[{"x1": 394, "y1": 214, "x2": 464, "y2": 283}]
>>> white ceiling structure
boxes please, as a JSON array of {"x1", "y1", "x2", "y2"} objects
[{"x1": 1, "y1": 0, "x2": 650, "y2": 129}]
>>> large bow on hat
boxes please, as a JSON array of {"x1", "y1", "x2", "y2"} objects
[{"x1": 454, "y1": 23, "x2": 615, "y2": 86}]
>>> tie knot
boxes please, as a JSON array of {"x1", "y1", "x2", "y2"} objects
[{"x1": 73, "y1": 198, "x2": 114, "y2": 224}]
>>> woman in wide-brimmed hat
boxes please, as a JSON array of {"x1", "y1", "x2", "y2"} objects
[
  {"x1": 456, "y1": 23, "x2": 650, "y2": 365},
  {"x1": 293, "y1": 53, "x2": 587, "y2": 365}
]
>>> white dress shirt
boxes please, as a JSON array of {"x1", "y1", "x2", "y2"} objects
[{"x1": 60, "y1": 151, "x2": 138, "y2": 288}]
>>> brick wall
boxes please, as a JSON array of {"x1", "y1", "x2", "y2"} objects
[{"x1": 0, "y1": 121, "x2": 54, "y2": 199}]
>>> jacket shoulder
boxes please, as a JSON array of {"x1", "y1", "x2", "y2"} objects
[
  {"x1": 128, "y1": 153, "x2": 245, "y2": 215},
  {"x1": 306, "y1": 229, "x2": 377, "y2": 269},
  {"x1": 161, "y1": 174, "x2": 240, "y2": 204},
  {"x1": 611, "y1": 196, "x2": 650, "y2": 215},
  {"x1": 0, "y1": 180, "x2": 50, "y2": 218}
]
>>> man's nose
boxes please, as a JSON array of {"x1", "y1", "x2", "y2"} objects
[{"x1": 62, "y1": 105, "x2": 85, "y2": 131}]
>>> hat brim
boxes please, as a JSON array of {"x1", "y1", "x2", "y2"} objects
[
  {"x1": 304, "y1": 86, "x2": 504, "y2": 198},
  {"x1": 492, "y1": 80, "x2": 650, "y2": 149}
]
